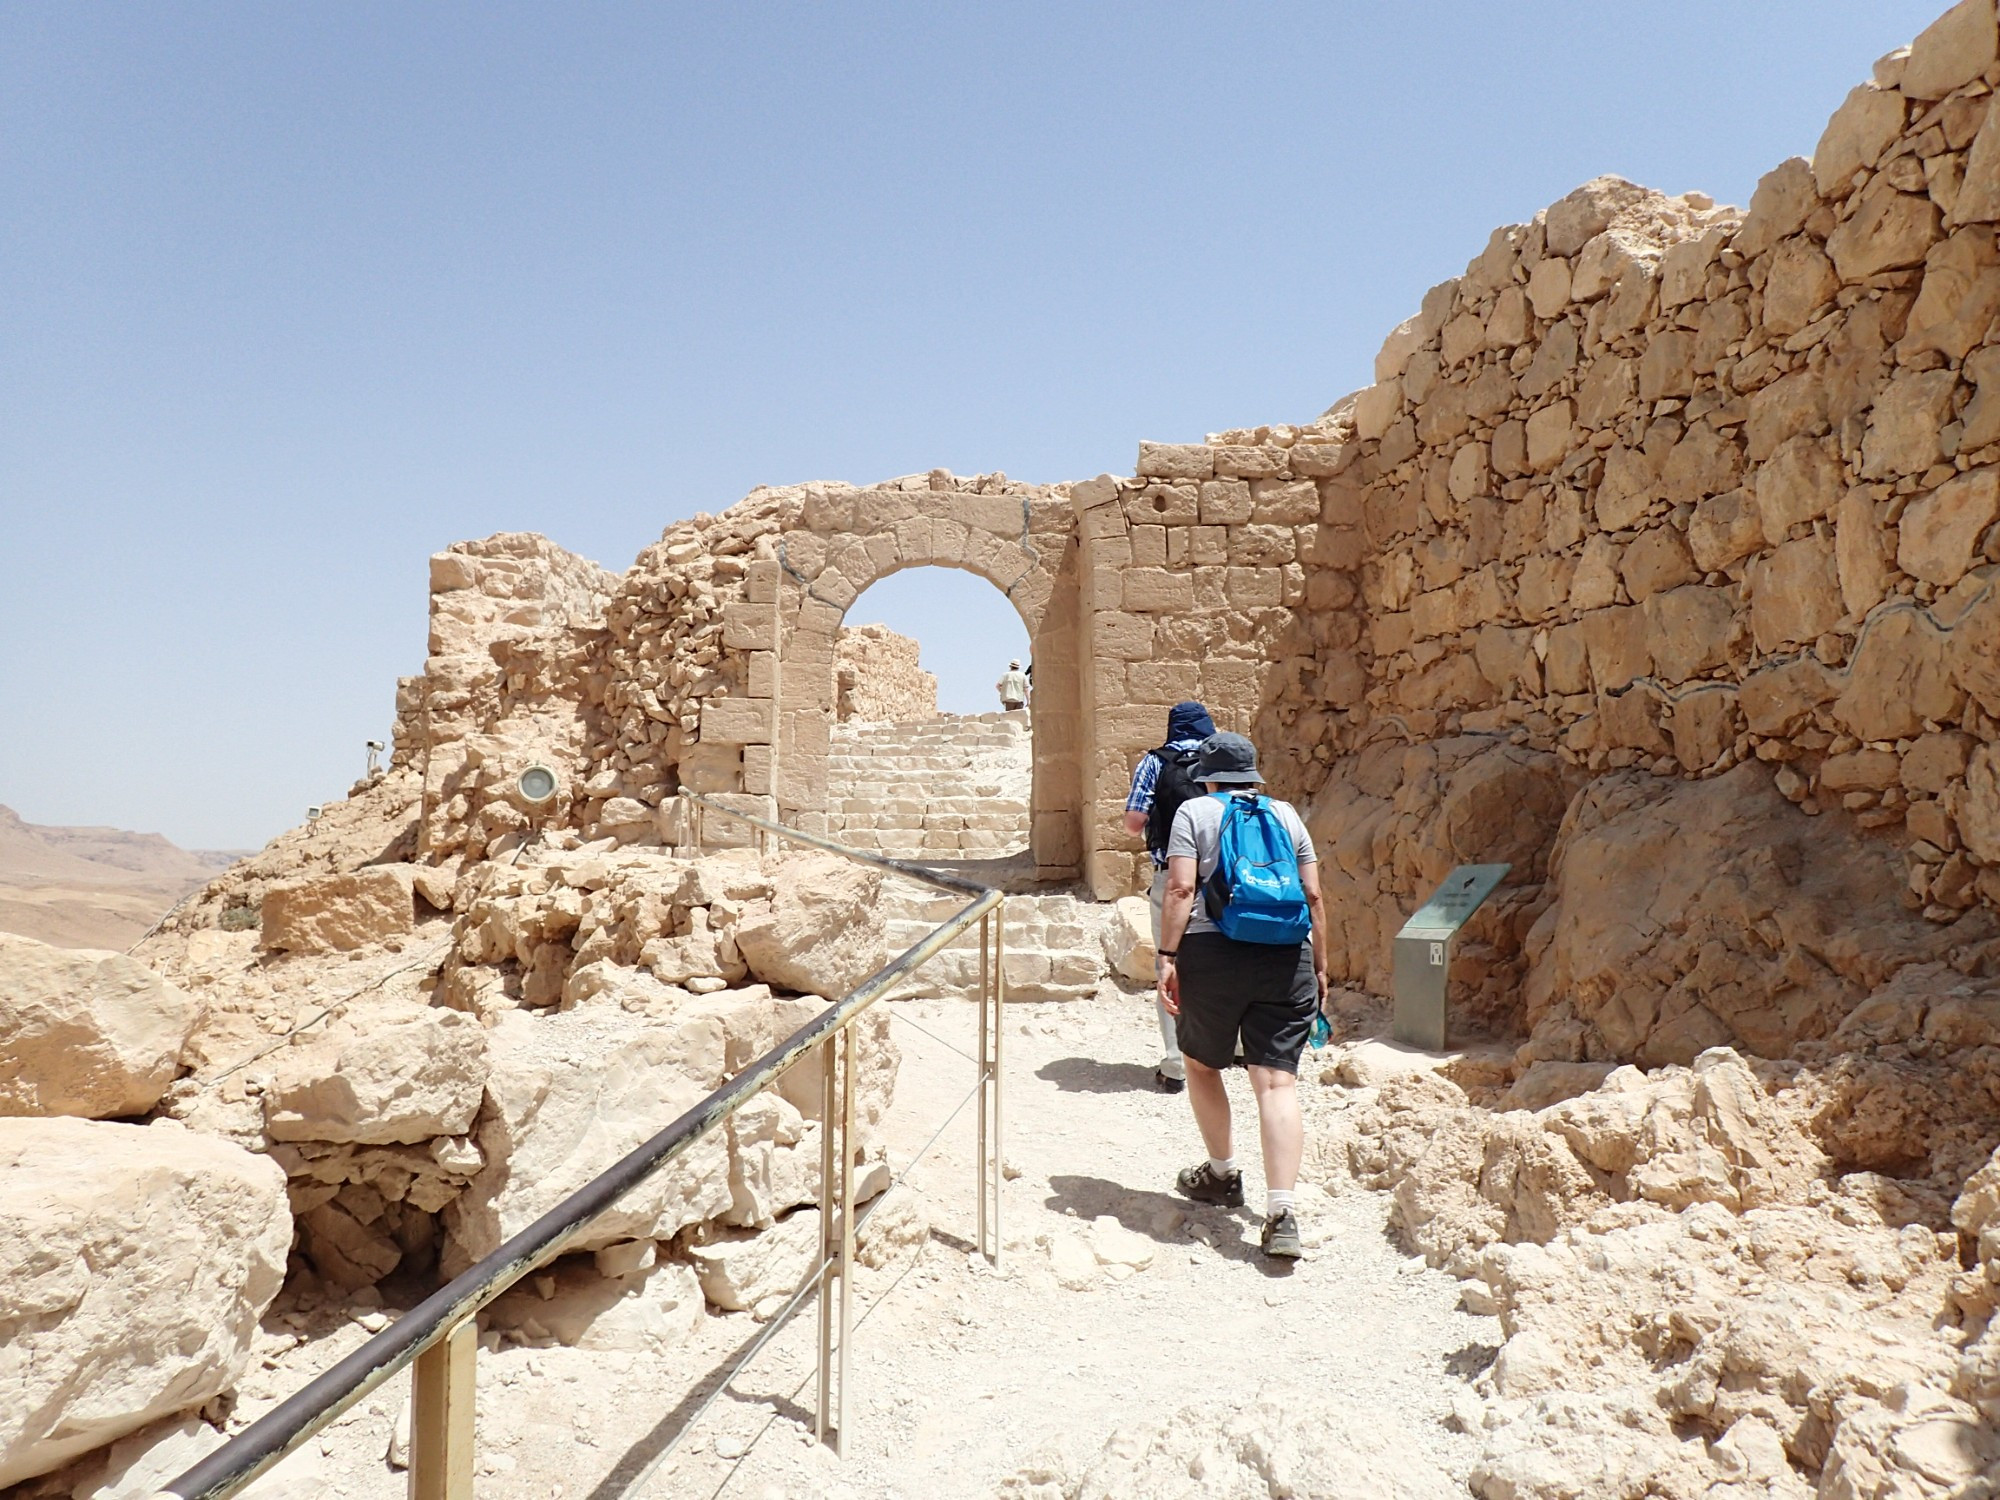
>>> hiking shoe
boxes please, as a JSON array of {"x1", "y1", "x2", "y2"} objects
[
  {"x1": 1175, "y1": 1161, "x2": 1244, "y2": 1207},
  {"x1": 1261, "y1": 1208, "x2": 1304, "y2": 1259},
  {"x1": 1154, "y1": 1069, "x2": 1186, "y2": 1094}
]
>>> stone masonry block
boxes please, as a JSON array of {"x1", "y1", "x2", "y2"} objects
[
  {"x1": 1095, "y1": 612, "x2": 1156, "y2": 660},
  {"x1": 1125, "y1": 483, "x2": 1199, "y2": 526},
  {"x1": 1211, "y1": 446, "x2": 1290, "y2": 479},
  {"x1": 1250, "y1": 479, "x2": 1320, "y2": 524},
  {"x1": 1136, "y1": 442, "x2": 1215, "y2": 480},
  {"x1": 1228, "y1": 525, "x2": 1297, "y2": 566},
  {"x1": 1126, "y1": 661, "x2": 1201, "y2": 702},
  {"x1": 957, "y1": 492, "x2": 1025, "y2": 536},
  {"x1": 1199, "y1": 480, "x2": 1254, "y2": 525},
  {"x1": 1123, "y1": 568, "x2": 1196, "y2": 613},
  {"x1": 1226, "y1": 567, "x2": 1284, "y2": 608},
  {"x1": 700, "y1": 697, "x2": 774, "y2": 746},
  {"x1": 1130, "y1": 525, "x2": 1167, "y2": 567},
  {"x1": 747, "y1": 652, "x2": 778, "y2": 699},
  {"x1": 741, "y1": 744, "x2": 774, "y2": 795},
  {"x1": 746, "y1": 559, "x2": 780, "y2": 604},
  {"x1": 722, "y1": 601, "x2": 777, "y2": 651}
]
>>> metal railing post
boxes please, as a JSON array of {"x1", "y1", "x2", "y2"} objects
[
  {"x1": 815, "y1": 1033, "x2": 837, "y2": 1445},
  {"x1": 993, "y1": 902, "x2": 1006, "y2": 1270},
  {"x1": 407, "y1": 1318, "x2": 476, "y2": 1500},
  {"x1": 837, "y1": 1024, "x2": 857, "y2": 1457},
  {"x1": 977, "y1": 912, "x2": 991, "y2": 1260}
]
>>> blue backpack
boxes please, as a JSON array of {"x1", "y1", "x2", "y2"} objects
[{"x1": 1202, "y1": 792, "x2": 1313, "y2": 945}]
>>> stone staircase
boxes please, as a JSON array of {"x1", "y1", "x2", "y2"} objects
[
  {"x1": 876, "y1": 874, "x2": 1116, "y2": 1002},
  {"x1": 825, "y1": 712, "x2": 1032, "y2": 859}
]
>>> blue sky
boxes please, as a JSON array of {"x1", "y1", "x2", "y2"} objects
[{"x1": 0, "y1": 1, "x2": 1947, "y2": 848}]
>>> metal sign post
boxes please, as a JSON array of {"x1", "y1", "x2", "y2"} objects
[{"x1": 1391, "y1": 863, "x2": 1510, "y2": 1051}]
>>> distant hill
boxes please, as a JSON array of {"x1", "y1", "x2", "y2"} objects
[{"x1": 0, "y1": 804, "x2": 247, "y2": 950}]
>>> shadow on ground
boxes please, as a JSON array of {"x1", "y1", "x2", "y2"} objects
[
  {"x1": 1045, "y1": 1173, "x2": 1294, "y2": 1277},
  {"x1": 1034, "y1": 1057, "x2": 1158, "y2": 1094}
]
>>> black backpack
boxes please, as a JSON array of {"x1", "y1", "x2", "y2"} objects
[{"x1": 1144, "y1": 745, "x2": 1205, "y2": 857}]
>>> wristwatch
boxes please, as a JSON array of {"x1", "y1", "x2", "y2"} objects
[{"x1": 1156, "y1": 949, "x2": 1177, "y2": 960}]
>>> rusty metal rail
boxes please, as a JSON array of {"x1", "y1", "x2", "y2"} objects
[{"x1": 155, "y1": 789, "x2": 1006, "y2": 1500}]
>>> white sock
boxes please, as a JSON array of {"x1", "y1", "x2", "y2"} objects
[
  {"x1": 1266, "y1": 1189, "x2": 1296, "y2": 1217},
  {"x1": 1209, "y1": 1156, "x2": 1237, "y2": 1177}
]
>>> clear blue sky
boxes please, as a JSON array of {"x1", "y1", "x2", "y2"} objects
[{"x1": 0, "y1": 2, "x2": 1946, "y2": 848}]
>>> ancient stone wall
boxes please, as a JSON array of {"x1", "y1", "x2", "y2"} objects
[{"x1": 833, "y1": 623, "x2": 936, "y2": 724}]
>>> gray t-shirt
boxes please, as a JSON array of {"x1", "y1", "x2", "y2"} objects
[{"x1": 1166, "y1": 792, "x2": 1316, "y2": 937}]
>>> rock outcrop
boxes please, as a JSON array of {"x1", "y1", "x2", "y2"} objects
[
  {"x1": 0, "y1": 1117, "x2": 290, "y2": 1488},
  {"x1": 0, "y1": 933, "x2": 197, "y2": 1118}
]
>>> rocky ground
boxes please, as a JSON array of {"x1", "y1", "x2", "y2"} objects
[{"x1": 33, "y1": 989, "x2": 1494, "y2": 1500}]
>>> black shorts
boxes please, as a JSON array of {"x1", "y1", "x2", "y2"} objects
[{"x1": 1174, "y1": 931, "x2": 1317, "y2": 1074}]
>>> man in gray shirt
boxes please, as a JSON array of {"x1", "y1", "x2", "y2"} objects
[{"x1": 1156, "y1": 731, "x2": 1327, "y2": 1259}]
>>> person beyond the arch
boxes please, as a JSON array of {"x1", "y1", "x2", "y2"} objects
[
  {"x1": 996, "y1": 660, "x2": 1029, "y2": 711},
  {"x1": 1155, "y1": 730, "x2": 1327, "y2": 1260},
  {"x1": 1122, "y1": 700, "x2": 1217, "y2": 1091}
]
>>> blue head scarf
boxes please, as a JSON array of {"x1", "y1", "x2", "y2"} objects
[{"x1": 1165, "y1": 700, "x2": 1216, "y2": 745}]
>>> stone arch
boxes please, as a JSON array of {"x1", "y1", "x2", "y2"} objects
[{"x1": 763, "y1": 476, "x2": 1085, "y2": 877}]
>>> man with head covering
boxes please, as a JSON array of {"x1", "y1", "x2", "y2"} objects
[
  {"x1": 996, "y1": 660, "x2": 1029, "y2": 711},
  {"x1": 1155, "y1": 730, "x2": 1327, "y2": 1259},
  {"x1": 1121, "y1": 700, "x2": 1217, "y2": 1092}
]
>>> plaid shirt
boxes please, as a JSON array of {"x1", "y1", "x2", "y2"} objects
[{"x1": 1126, "y1": 738, "x2": 1206, "y2": 867}]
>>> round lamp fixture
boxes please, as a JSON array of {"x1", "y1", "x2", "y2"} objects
[{"x1": 518, "y1": 764, "x2": 559, "y2": 805}]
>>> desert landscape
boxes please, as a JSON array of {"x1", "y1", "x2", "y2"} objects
[{"x1": 17, "y1": 3, "x2": 2000, "y2": 1497}]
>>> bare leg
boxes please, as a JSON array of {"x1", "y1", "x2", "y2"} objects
[
  {"x1": 1183, "y1": 1056, "x2": 1233, "y2": 1162},
  {"x1": 1247, "y1": 1065, "x2": 1302, "y2": 1193},
  {"x1": 1148, "y1": 869, "x2": 1182, "y2": 1081}
]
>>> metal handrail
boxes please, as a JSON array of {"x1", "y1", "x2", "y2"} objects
[{"x1": 157, "y1": 789, "x2": 1006, "y2": 1500}]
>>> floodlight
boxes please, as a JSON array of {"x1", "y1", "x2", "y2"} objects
[{"x1": 518, "y1": 764, "x2": 559, "y2": 805}]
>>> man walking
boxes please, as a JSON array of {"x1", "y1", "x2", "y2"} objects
[
  {"x1": 1121, "y1": 700, "x2": 1216, "y2": 1093},
  {"x1": 1156, "y1": 731, "x2": 1327, "y2": 1259},
  {"x1": 996, "y1": 660, "x2": 1029, "y2": 711}
]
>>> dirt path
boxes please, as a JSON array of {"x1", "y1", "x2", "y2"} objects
[{"x1": 210, "y1": 989, "x2": 1493, "y2": 1500}]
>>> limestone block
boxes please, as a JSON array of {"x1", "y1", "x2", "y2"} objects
[
  {"x1": 1580, "y1": 606, "x2": 1652, "y2": 692},
  {"x1": 1095, "y1": 611, "x2": 1155, "y2": 661},
  {"x1": 1904, "y1": 731, "x2": 1974, "y2": 794},
  {"x1": 1645, "y1": 585, "x2": 1737, "y2": 683},
  {"x1": 0, "y1": 1118, "x2": 289, "y2": 1488},
  {"x1": 1902, "y1": 230, "x2": 2000, "y2": 359},
  {"x1": 1122, "y1": 568, "x2": 1196, "y2": 613},
  {"x1": 1812, "y1": 85, "x2": 1907, "y2": 197},
  {"x1": 1570, "y1": 535, "x2": 1622, "y2": 612},
  {"x1": 442, "y1": 1008, "x2": 734, "y2": 1271},
  {"x1": 1524, "y1": 401, "x2": 1574, "y2": 473},
  {"x1": 1746, "y1": 368, "x2": 1830, "y2": 462},
  {"x1": 699, "y1": 696, "x2": 775, "y2": 746},
  {"x1": 430, "y1": 552, "x2": 478, "y2": 592},
  {"x1": 1637, "y1": 329, "x2": 1695, "y2": 404},
  {"x1": 263, "y1": 1003, "x2": 487, "y2": 1145},
  {"x1": 1821, "y1": 749, "x2": 1902, "y2": 793},
  {"x1": 1659, "y1": 225, "x2": 1728, "y2": 310},
  {"x1": 1827, "y1": 184, "x2": 1942, "y2": 282},
  {"x1": 1211, "y1": 445, "x2": 1288, "y2": 479},
  {"x1": 1135, "y1": 443, "x2": 1214, "y2": 480},
  {"x1": 720, "y1": 600, "x2": 776, "y2": 651},
  {"x1": 733, "y1": 852, "x2": 886, "y2": 998},
  {"x1": 1863, "y1": 368, "x2": 1957, "y2": 478},
  {"x1": 1198, "y1": 479, "x2": 1253, "y2": 525},
  {"x1": 1748, "y1": 537, "x2": 1843, "y2": 653},
  {"x1": 1670, "y1": 689, "x2": 1738, "y2": 772},
  {"x1": 1901, "y1": 0, "x2": 1998, "y2": 100},
  {"x1": 1526, "y1": 255, "x2": 1572, "y2": 319},
  {"x1": 1899, "y1": 469, "x2": 2000, "y2": 586},
  {"x1": 1353, "y1": 381, "x2": 1403, "y2": 442},
  {"x1": 1688, "y1": 489, "x2": 1767, "y2": 572},
  {"x1": 1835, "y1": 609, "x2": 1960, "y2": 741},
  {"x1": 1950, "y1": 586, "x2": 2000, "y2": 715},
  {"x1": 1249, "y1": 478, "x2": 1318, "y2": 524},
  {"x1": 1739, "y1": 656, "x2": 1838, "y2": 735},
  {"x1": 1571, "y1": 229, "x2": 1654, "y2": 302},
  {"x1": 1755, "y1": 435, "x2": 1843, "y2": 537},
  {"x1": 1595, "y1": 445, "x2": 1659, "y2": 531},
  {"x1": 1956, "y1": 95, "x2": 2000, "y2": 224},
  {"x1": 1375, "y1": 314, "x2": 1425, "y2": 382},
  {"x1": 688, "y1": 1207, "x2": 820, "y2": 1318},
  {"x1": 260, "y1": 866, "x2": 418, "y2": 955},
  {"x1": 1736, "y1": 157, "x2": 1818, "y2": 259},
  {"x1": 1620, "y1": 528, "x2": 1697, "y2": 604},
  {"x1": 1762, "y1": 237, "x2": 1839, "y2": 335},
  {"x1": 1107, "y1": 896, "x2": 1155, "y2": 984},
  {"x1": 487, "y1": 1258, "x2": 704, "y2": 1355},
  {"x1": 0, "y1": 935, "x2": 195, "y2": 1119},
  {"x1": 1959, "y1": 744, "x2": 2000, "y2": 864}
]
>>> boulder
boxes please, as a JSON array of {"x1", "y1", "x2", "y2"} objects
[
  {"x1": 0, "y1": 934, "x2": 196, "y2": 1119},
  {"x1": 484, "y1": 1256, "x2": 704, "y2": 1354},
  {"x1": 439, "y1": 1006, "x2": 734, "y2": 1273},
  {"x1": 0, "y1": 1118, "x2": 290, "y2": 1488},
  {"x1": 262, "y1": 1002, "x2": 487, "y2": 1144},
  {"x1": 733, "y1": 852, "x2": 887, "y2": 997},
  {"x1": 687, "y1": 1208, "x2": 820, "y2": 1318},
  {"x1": 259, "y1": 866, "x2": 420, "y2": 954},
  {"x1": 1106, "y1": 895, "x2": 1156, "y2": 983}
]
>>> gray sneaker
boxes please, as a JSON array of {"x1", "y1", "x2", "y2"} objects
[
  {"x1": 1261, "y1": 1208, "x2": 1303, "y2": 1259},
  {"x1": 1175, "y1": 1161, "x2": 1244, "y2": 1207}
]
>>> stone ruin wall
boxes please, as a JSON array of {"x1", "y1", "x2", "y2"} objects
[{"x1": 833, "y1": 623, "x2": 937, "y2": 724}]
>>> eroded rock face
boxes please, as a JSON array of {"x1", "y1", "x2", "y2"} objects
[
  {"x1": 259, "y1": 865, "x2": 421, "y2": 955},
  {"x1": 0, "y1": 933, "x2": 197, "y2": 1119},
  {"x1": 1523, "y1": 764, "x2": 1967, "y2": 1066},
  {"x1": 733, "y1": 852, "x2": 888, "y2": 998},
  {"x1": 262, "y1": 1001, "x2": 487, "y2": 1144},
  {"x1": 1305, "y1": 736, "x2": 1578, "y2": 1035},
  {"x1": 0, "y1": 1118, "x2": 290, "y2": 1488}
]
